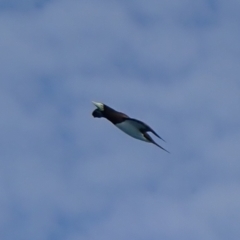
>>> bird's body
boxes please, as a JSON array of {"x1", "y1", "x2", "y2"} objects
[
  {"x1": 92, "y1": 101, "x2": 169, "y2": 153},
  {"x1": 115, "y1": 120, "x2": 148, "y2": 142}
]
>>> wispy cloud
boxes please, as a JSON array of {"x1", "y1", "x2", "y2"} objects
[{"x1": 0, "y1": 0, "x2": 240, "y2": 239}]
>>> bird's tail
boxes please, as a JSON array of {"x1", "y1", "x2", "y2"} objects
[
  {"x1": 143, "y1": 132, "x2": 170, "y2": 153},
  {"x1": 151, "y1": 130, "x2": 166, "y2": 142},
  {"x1": 152, "y1": 141, "x2": 170, "y2": 153}
]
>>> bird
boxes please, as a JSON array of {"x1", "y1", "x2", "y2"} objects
[{"x1": 92, "y1": 101, "x2": 169, "y2": 153}]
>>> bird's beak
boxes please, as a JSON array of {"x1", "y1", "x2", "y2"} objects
[{"x1": 92, "y1": 101, "x2": 104, "y2": 110}]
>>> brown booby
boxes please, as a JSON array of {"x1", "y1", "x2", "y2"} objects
[{"x1": 92, "y1": 101, "x2": 169, "y2": 153}]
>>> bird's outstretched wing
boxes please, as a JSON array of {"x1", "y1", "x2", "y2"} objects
[
  {"x1": 143, "y1": 132, "x2": 170, "y2": 153},
  {"x1": 125, "y1": 118, "x2": 166, "y2": 142}
]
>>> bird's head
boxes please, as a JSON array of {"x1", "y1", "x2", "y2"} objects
[{"x1": 92, "y1": 101, "x2": 105, "y2": 118}]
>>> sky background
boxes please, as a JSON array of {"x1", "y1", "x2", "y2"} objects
[{"x1": 1, "y1": 0, "x2": 240, "y2": 239}]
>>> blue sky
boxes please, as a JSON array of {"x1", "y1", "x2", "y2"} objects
[{"x1": 1, "y1": 0, "x2": 240, "y2": 239}]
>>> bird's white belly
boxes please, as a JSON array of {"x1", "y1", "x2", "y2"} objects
[{"x1": 115, "y1": 121, "x2": 148, "y2": 142}]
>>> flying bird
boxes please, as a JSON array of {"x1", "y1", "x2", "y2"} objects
[{"x1": 92, "y1": 101, "x2": 169, "y2": 153}]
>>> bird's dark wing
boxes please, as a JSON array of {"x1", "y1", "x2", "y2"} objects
[
  {"x1": 143, "y1": 132, "x2": 170, "y2": 153},
  {"x1": 126, "y1": 118, "x2": 166, "y2": 142},
  {"x1": 92, "y1": 108, "x2": 103, "y2": 117}
]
